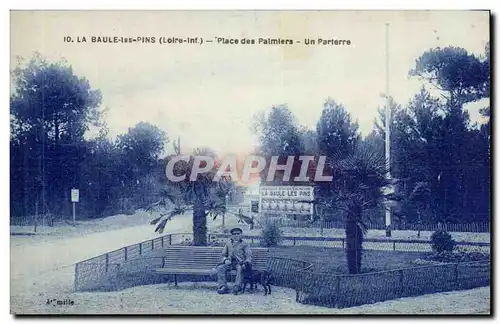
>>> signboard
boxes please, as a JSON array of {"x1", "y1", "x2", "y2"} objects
[
  {"x1": 259, "y1": 186, "x2": 314, "y2": 216},
  {"x1": 71, "y1": 189, "x2": 79, "y2": 203}
]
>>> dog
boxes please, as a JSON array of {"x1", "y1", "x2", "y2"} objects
[
  {"x1": 240, "y1": 262, "x2": 255, "y2": 294},
  {"x1": 240, "y1": 262, "x2": 273, "y2": 296},
  {"x1": 257, "y1": 269, "x2": 272, "y2": 296}
]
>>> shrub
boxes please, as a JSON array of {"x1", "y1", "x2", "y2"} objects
[
  {"x1": 430, "y1": 230, "x2": 456, "y2": 253},
  {"x1": 260, "y1": 221, "x2": 283, "y2": 247},
  {"x1": 428, "y1": 250, "x2": 489, "y2": 263}
]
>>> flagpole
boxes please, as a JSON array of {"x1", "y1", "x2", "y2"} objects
[{"x1": 385, "y1": 22, "x2": 392, "y2": 237}]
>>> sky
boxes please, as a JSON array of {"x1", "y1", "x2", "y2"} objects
[{"x1": 10, "y1": 10, "x2": 490, "y2": 156}]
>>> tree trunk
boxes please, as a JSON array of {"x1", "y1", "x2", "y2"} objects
[
  {"x1": 192, "y1": 203, "x2": 207, "y2": 246},
  {"x1": 345, "y1": 219, "x2": 363, "y2": 274}
]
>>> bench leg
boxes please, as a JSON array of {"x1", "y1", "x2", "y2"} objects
[{"x1": 174, "y1": 274, "x2": 178, "y2": 287}]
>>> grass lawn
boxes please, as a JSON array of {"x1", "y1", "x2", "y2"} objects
[{"x1": 269, "y1": 245, "x2": 429, "y2": 274}]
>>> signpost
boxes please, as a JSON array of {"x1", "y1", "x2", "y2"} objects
[
  {"x1": 71, "y1": 189, "x2": 79, "y2": 226},
  {"x1": 259, "y1": 186, "x2": 314, "y2": 218}
]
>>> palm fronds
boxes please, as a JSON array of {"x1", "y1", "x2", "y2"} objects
[{"x1": 145, "y1": 141, "x2": 237, "y2": 236}]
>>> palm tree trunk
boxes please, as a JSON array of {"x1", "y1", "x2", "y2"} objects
[
  {"x1": 192, "y1": 202, "x2": 207, "y2": 246},
  {"x1": 345, "y1": 219, "x2": 363, "y2": 274}
]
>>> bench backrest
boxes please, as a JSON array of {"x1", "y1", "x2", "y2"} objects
[{"x1": 163, "y1": 246, "x2": 270, "y2": 271}]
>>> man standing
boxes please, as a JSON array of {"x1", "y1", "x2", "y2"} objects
[{"x1": 216, "y1": 227, "x2": 252, "y2": 294}]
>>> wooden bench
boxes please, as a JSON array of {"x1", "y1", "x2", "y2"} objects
[{"x1": 153, "y1": 246, "x2": 270, "y2": 286}]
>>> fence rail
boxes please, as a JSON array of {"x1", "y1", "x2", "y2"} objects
[
  {"x1": 266, "y1": 257, "x2": 313, "y2": 289},
  {"x1": 265, "y1": 217, "x2": 490, "y2": 233},
  {"x1": 74, "y1": 232, "x2": 490, "y2": 295},
  {"x1": 74, "y1": 232, "x2": 192, "y2": 291},
  {"x1": 210, "y1": 233, "x2": 490, "y2": 253},
  {"x1": 295, "y1": 260, "x2": 490, "y2": 308}
]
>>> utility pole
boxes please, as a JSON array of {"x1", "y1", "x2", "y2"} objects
[{"x1": 385, "y1": 22, "x2": 392, "y2": 237}]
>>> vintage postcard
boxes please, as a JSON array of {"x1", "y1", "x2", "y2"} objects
[{"x1": 10, "y1": 10, "x2": 491, "y2": 315}]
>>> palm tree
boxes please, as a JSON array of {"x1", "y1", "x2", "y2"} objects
[
  {"x1": 146, "y1": 139, "x2": 233, "y2": 246},
  {"x1": 306, "y1": 146, "x2": 388, "y2": 274},
  {"x1": 337, "y1": 147, "x2": 388, "y2": 274}
]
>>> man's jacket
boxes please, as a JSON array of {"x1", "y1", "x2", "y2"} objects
[{"x1": 221, "y1": 239, "x2": 252, "y2": 264}]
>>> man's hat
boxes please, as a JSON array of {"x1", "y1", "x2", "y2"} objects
[{"x1": 230, "y1": 227, "x2": 243, "y2": 234}]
